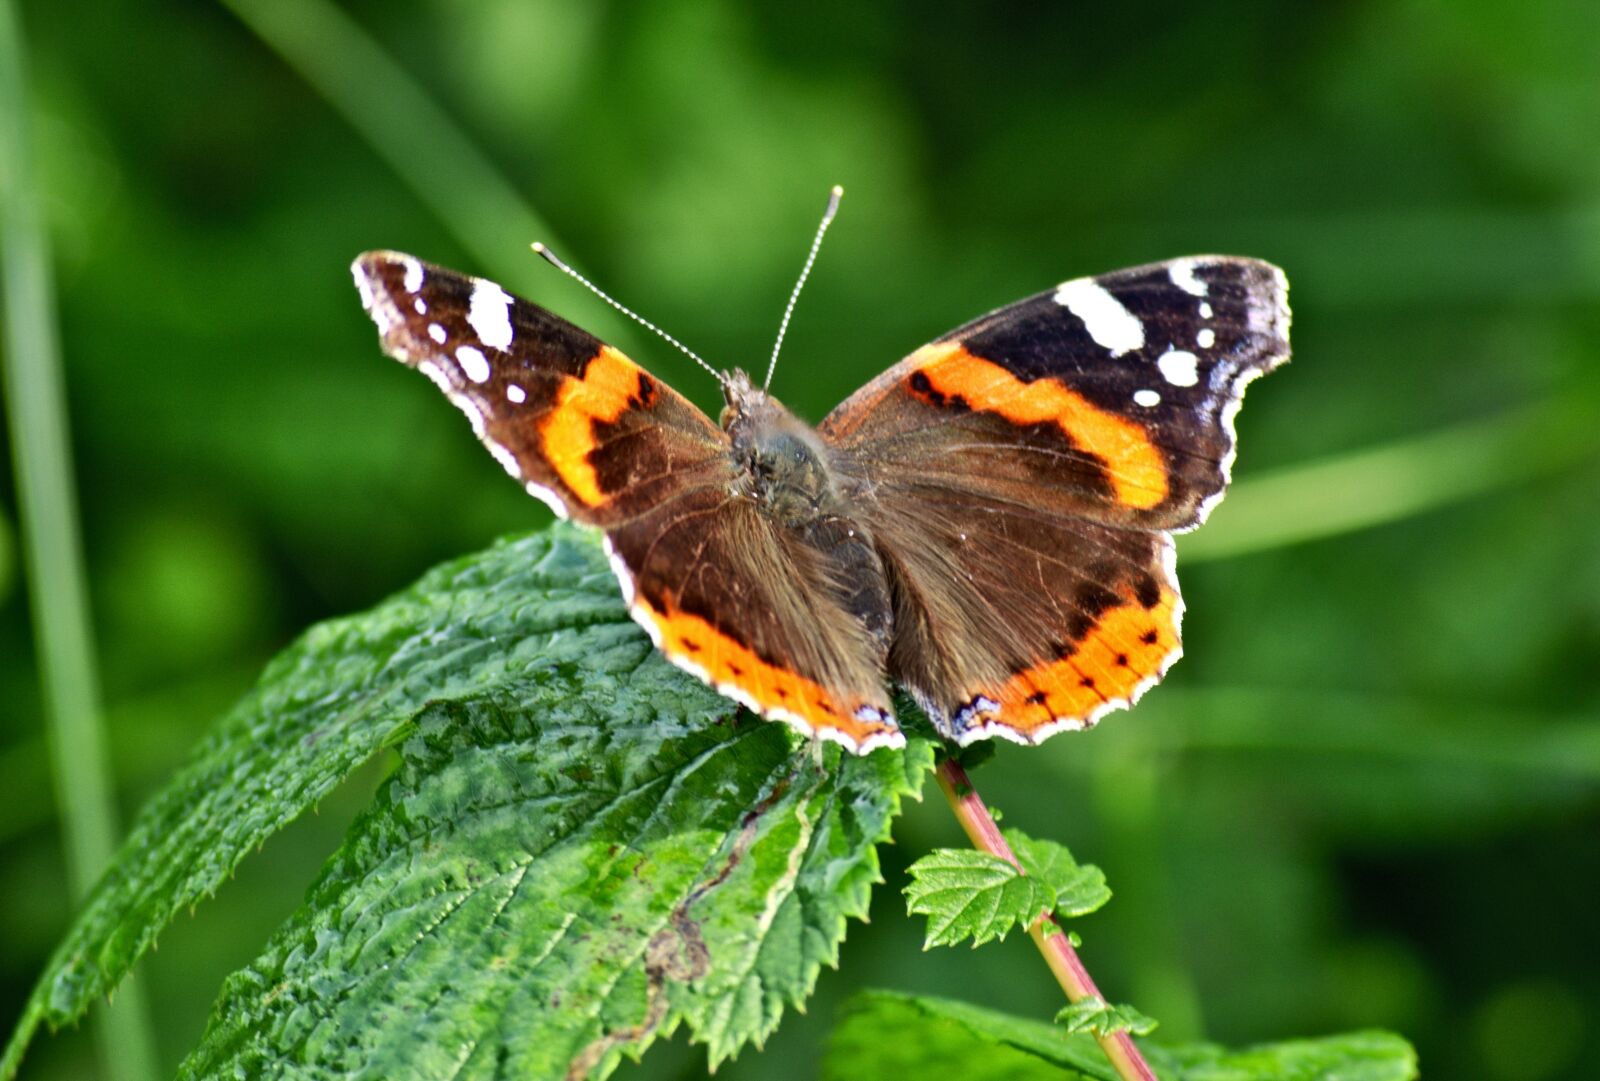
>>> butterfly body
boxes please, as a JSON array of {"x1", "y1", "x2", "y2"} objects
[
  {"x1": 354, "y1": 248, "x2": 1289, "y2": 754},
  {"x1": 722, "y1": 371, "x2": 844, "y2": 527}
]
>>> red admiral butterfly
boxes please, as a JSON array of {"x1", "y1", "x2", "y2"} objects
[{"x1": 354, "y1": 190, "x2": 1289, "y2": 753}]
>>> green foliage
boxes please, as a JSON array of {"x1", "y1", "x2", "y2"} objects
[
  {"x1": 826, "y1": 990, "x2": 1418, "y2": 1081},
  {"x1": 0, "y1": 503, "x2": 13, "y2": 605},
  {"x1": 904, "y1": 827, "x2": 1108, "y2": 949},
  {"x1": 1005, "y1": 828, "x2": 1111, "y2": 918},
  {"x1": 1056, "y1": 997, "x2": 1159, "y2": 1038},
  {"x1": 904, "y1": 849, "x2": 1056, "y2": 949},
  {"x1": 1, "y1": 525, "x2": 934, "y2": 1079}
]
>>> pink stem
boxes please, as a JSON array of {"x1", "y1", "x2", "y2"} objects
[{"x1": 935, "y1": 758, "x2": 1158, "y2": 1081}]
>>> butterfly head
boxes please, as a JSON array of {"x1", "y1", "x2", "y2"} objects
[
  {"x1": 719, "y1": 367, "x2": 767, "y2": 418},
  {"x1": 720, "y1": 369, "x2": 836, "y2": 526}
]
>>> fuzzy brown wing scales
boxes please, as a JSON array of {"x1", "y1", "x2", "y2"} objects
[
  {"x1": 858, "y1": 483, "x2": 1182, "y2": 744},
  {"x1": 604, "y1": 487, "x2": 903, "y2": 752}
]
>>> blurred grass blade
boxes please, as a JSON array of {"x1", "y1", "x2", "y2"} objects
[
  {"x1": 0, "y1": 3, "x2": 158, "y2": 1080},
  {"x1": 222, "y1": 0, "x2": 617, "y2": 329},
  {"x1": 1058, "y1": 686, "x2": 1600, "y2": 782},
  {"x1": 1182, "y1": 402, "x2": 1598, "y2": 563},
  {"x1": 0, "y1": 501, "x2": 15, "y2": 604}
]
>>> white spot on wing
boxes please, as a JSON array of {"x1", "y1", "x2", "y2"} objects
[
  {"x1": 1168, "y1": 259, "x2": 1207, "y2": 296},
  {"x1": 413, "y1": 297, "x2": 428, "y2": 315},
  {"x1": 457, "y1": 345, "x2": 491, "y2": 383},
  {"x1": 400, "y1": 256, "x2": 424, "y2": 293},
  {"x1": 1197, "y1": 327, "x2": 1215, "y2": 349},
  {"x1": 1053, "y1": 278, "x2": 1144, "y2": 356},
  {"x1": 428, "y1": 323, "x2": 447, "y2": 344},
  {"x1": 1134, "y1": 388, "x2": 1161, "y2": 407},
  {"x1": 1199, "y1": 302, "x2": 1213, "y2": 319},
  {"x1": 506, "y1": 384, "x2": 526, "y2": 404},
  {"x1": 1157, "y1": 349, "x2": 1200, "y2": 386},
  {"x1": 467, "y1": 279, "x2": 514, "y2": 350}
]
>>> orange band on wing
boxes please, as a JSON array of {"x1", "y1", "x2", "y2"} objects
[
  {"x1": 969, "y1": 584, "x2": 1180, "y2": 738},
  {"x1": 909, "y1": 343, "x2": 1169, "y2": 510},
  {"x1": 538, "y1": 346, "x2": 649, "y2": 506},
  {"x1": 631, "y1": 595, "x2": 900, "y2": 750}
]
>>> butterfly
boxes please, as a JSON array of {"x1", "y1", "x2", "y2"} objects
[{"x1": 353, "y1": 195, "x2": 1288, "y2": 754}]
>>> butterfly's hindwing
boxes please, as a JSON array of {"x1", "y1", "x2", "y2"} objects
[
  {"x1": 860, "y1": 481, "x2": 1182, "y2": 743},
  {"x1": 603, "y1": 488, "x2": 902, "y2": 751}
]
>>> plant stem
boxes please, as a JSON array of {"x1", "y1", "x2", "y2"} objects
[
  {"x1": 935, "y1": 758, "x2": 1157, "y2": 1081},
  {"x1": 0, "y1": 3, "x2": 158, "y2": 1079}
]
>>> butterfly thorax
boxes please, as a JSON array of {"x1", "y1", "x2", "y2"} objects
[{"x1": 721, "y1": 369, "x2": 845, "y2": 529}]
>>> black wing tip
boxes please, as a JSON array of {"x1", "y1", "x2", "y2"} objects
[
  {"x1": 1165, "y1": 254, "x2": 1291, "y2": 369},
  {"x1": 350, "y1": 251, "x2": 433, "y2": 357}
]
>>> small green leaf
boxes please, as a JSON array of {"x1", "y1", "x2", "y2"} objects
[
  {"x1": 1005, "y1": 828, "x2": 1111, "y2": 918},
  {"x1": 904, "y1": 848, "x2": 1055, "y2": 948},
  {"x1": 827, "y1": 990, "x2": 1419, "y2": 1081},
  {"x1": 1056, "y1": 996, "x2": 1159, "y2": 1038}
]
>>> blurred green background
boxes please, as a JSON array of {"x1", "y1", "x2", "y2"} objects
[{"x1": 2, "y1": 1, "x2": 1597, "y2": 1079}]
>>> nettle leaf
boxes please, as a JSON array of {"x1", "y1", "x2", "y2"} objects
[
  {"x1": 1, "y1": 524, "x2": 933, "y2": 1079},
  {"x1": 1005, "y1": 828, "x2": 1111, "y2": 918},
  {"x1": 902, "y1": 828, "x2": 1109, "y2": 950},
  {"x1": 904, "y1": 849, "x2": 1055, "y2": 948},
  {"x1": 1056, "y1": 996, "x2": 1159, "y2": 1038},
  {"x1": 826, "y1": 990, "x2": 1418, "y2": 1081}
]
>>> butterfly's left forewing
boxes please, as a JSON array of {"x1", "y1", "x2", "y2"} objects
[
  {"x1": 822, "y1": 256, "x2": 1289, "y2": 744},
  {"x1": 353, "y1": 251, "x2": 729, "y2": 525},
  {"x1": 354, "y1": 251, "x2": 902, "y2": 751}
]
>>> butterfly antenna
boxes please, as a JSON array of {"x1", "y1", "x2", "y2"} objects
[
  {"x1": 530, "y1": 242, "x2": 725, "y2": 385},
  {"x1": 764, "y1": 185, "x2": 843, "y2": 390}
]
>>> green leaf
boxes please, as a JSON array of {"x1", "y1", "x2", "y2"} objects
[
  {"x1": 827, "y1": 990, "x2": 1418, "y2": 1081},
  {"x1": 904, "y1": 848, "x2": 1055, "y2": 948},
  {"x1": 1056, "y1": 996, "x2": 1159, "y2": 1038},
  {"x1": 826, "y1": 990, "x2": 1118, "y2": 1081},
  {"x1": 2, "y1": 524, "x2": 934, "y2": 1078},
  {"x1": 1152, "y1": 1031, "x2": 1420, "y2": 1081},
  {"x1": 1005, "y1": 828, "x2": 1112, "y2": 918}
]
